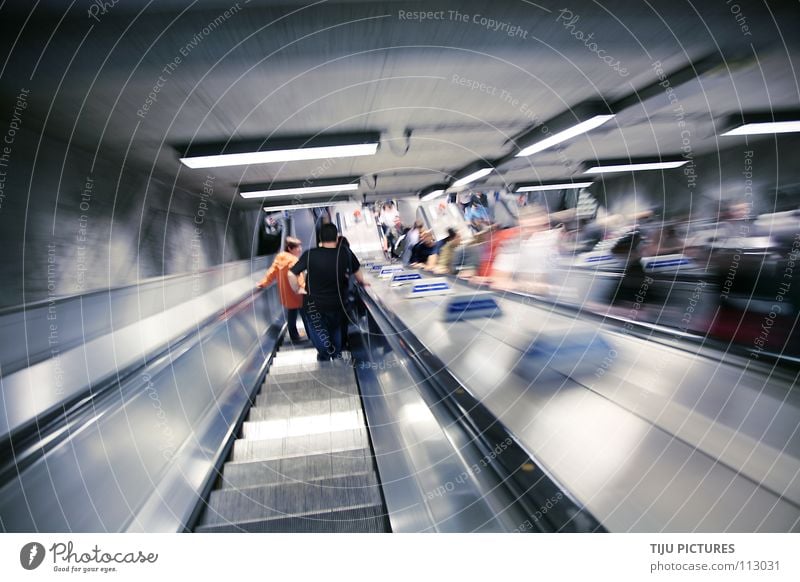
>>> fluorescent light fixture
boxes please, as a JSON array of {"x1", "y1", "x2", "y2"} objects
[
  {"x1": 178, "y1": 132, "x2": 380, "y2": 169},
  {"x1": 182, "y1": 143, "x2": 377, "y2": 169},
  {"x1": 721, "y1": 120, "x2": 800, "y2": 136},
  {"x1": 516, "y1": 115, "x2": 615, "y2": 157},
  {"x1": 419, "y1": 183, "x2": 449, "y2": 201},
  {"x1": 240, "y1": 182, "x2": 358, "y2": 199},
  {"x1": 516, "y1": 181, "x2": 595, "y2": 192},
  {"x1": 584, "y1": 160, "x2": 688, "y2": 174},
  {"x1": 452, "y1": 167, "x2": 492, "y2": 188},
  {"x1": 421, "y1": 189, "x2": 445, "y2": 201}
]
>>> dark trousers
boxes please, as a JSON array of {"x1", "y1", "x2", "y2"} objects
[
  {"x1": 303, "y1": 301, "x2": 344, "y2": 360},
  {"x1": 286, "y1": 307, "x2": 300, "y2": 342}
]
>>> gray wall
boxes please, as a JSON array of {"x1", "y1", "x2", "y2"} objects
[
  {"x1": 0, "y1": 126, "x2": 256, "y2": 309},
  {"x1": 592, "y1": 135, "x2": 800, "y2": 220}
]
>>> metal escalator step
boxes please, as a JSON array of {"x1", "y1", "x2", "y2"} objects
[
  {"x1": 262, "y1": 374, "x2": 357, "y2": 391},
  {"x1": 269, "y1": 349, "x2": 324, "y2": 367},
  {"x1": 264, "y1": 372, "x2": 356, "y2": 387},
  {"x1": 231, "y1": 427, "x2": 369, "y2": 462},
  {"x1": 277, "y1": 340, "x2": 313, "y2": 351},
  {"x1": 200, "y1": 474, "x2": 384, "y2": 525},
  {"x1": 267, "y1": 360, "x2": 355, "y2": 376},
  {"x1": 248, "y1": 395, "x2": 362, "y2": 421},
  {"x1": 256, "y1": 383, "x2": 359, "y2": 407},
  {"x1": 219, "y1": 449, "x2": 374, "y2": 490},
  {"x1": 242, "y1": 409, "x2": 365, "y2": 440},
  {"x1": 195, "y1": 504, "x2": 389, "y2": 533}
]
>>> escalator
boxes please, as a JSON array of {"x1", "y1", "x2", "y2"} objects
[{"x1": 195, "y1": 343, "x2": 390, "y2": 533}]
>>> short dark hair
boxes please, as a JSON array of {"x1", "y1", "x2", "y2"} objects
[
  {"x1": 285, "y1": 237, "x2": 301, "y2": 252},
  {"x1": 319, "y1": 223, "x2": 339, "y2": 243}
]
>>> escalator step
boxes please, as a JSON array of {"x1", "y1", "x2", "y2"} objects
[
  {"x1": 269, "y1": 349, "x2": 325, "y2": 368},
  {"x1": 269, "y1": 359, "x2": 354, "y2": 376},
  {"x1": 264, "y1": 369, "x2": 356, "y2": 385},
  {"x1": 231, "y1": 427, "x2": 369, "y2": 462},
  {"x1": 219, "y1": 449, "x2": 374, "y2": 489},
  {"x1": 242, "y1": 410, "x2": 364, "y2": 440},
  {"x1": 248, "y1": 395, "x2": 361, "y2": 421},
  {"x1": 200, "y1": 474, "x2": 383, "y2": 525},
  {"x1": 195, "y1": 504, "x2": 389, "y2": 533},
  {"x1": 241, "y1": 409, "x2": 365, "y2": 440},
  {"x1": 255, "y1": 383, "x2": 358, "y2": 406}
]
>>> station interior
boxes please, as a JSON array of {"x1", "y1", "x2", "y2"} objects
[{"x1": 1, "y1": 0, "x2": 799, "y2": 533}]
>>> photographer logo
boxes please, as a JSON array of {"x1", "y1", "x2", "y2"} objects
[{"x1": 20, "y1": 542, "x2": 46, "y2": 570}]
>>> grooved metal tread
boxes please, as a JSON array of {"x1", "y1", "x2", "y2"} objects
[
  {"x1": 264, "y1": 368, "x2": 357, "y2": 385},
  {"x1": 196, "y1": 342, "x2": 389, "y2": 532},
  {"x1": 195, "y1": 504, "x2": 389, "y2": 533},
  {"x1": 201, "y1": 474, "x2": 383, "y2": 524},
  {"x1": 248, "y1": 394, "x2": 362, "y2": 421},
  {"x1": 232, "y1": 427, "x2": 369, "y2": 462},
  {"x1": 241, "y1": 409, "x2": 365, "y2": 440},
  {"x1": 255, "y1": 384, "x2": 359, "y2": 406},
  {"x1": 220, "y1": 450, "x2": 374, "y2": 489}
]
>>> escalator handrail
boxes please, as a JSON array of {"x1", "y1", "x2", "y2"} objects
[{"x1": 0, "y1": 281, "x2": 276, "y2": 475}]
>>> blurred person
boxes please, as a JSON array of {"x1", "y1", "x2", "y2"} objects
[
  {"x1": 288, "y1": 224, "x2": 368, "y2": 361},
  {"x1": 401, "y1": 219, "x2": 424, "y2": 265},
  {"x1": 476, "y1": 204, "x2": 548, "y2": 281},
  {"x1": 433, "y1": 228, "x2": 461, "y2": 275},
  {"x1": 379, "y1": 201, "x2": 402, "y2": 258},
  {"x1": 257, "y1": 237, "x2": 305, "y2": 343},
  {"x1": 410, "y1": 230, "x2": 436, "y2": 267},
  {"x1": 337, "y1": 235, "x2": 358, "y2": 349},
  {"x1": 465, "y1": 194, "x2": 492, "y2": 232}
]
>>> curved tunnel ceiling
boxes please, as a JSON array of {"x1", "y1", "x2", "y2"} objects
[{"x1": 0, "y1": 0, "x2": 797, "y2": 207}]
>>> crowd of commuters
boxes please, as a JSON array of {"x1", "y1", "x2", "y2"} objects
[{"x1": 259, "y1": 192, "x2": 800, "y2": 357}]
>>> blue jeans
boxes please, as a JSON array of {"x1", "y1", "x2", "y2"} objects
[
  {"x1": 286, "y1": 308, "x2": 300, "y2": 341},
  {"x1": 303, "y1": 301, "x2": 344, "y2": 360}
]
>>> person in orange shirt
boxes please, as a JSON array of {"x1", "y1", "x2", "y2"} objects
[{"x1": 257, "y1": 237, "x2": 305, "y2": 342}]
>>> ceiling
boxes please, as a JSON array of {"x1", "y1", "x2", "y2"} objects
[{"x1": 1, "y1": 0, "x2": 798, "y2": 208}]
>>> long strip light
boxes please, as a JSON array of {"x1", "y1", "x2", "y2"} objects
[
  {"x1": 240, "y1": 183, "x2": 359, "y2": 199},
  {"x1": 452, "y1": 168, "x2": 492, "y2": 188},
  {"x1": 516, "y1": 181, "x2": 595, "y2": 192},
  {"x1": 181, "y1": 143, "x2": 378, "y2": 169},
  {"x1": 421, "y1": 189, "x2": 446, "y2": 201},
  {"x1": 516, "y1": 115, "x2": 615, "y2": 157},
  {"x1": 584, "y1": 160, "x2": 688, "y2": 174},
  {"x1": 721, "y1": 120, "x2": 800, "y2": 136}
]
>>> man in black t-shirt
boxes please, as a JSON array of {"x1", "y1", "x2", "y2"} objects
[{"x1": 288, "y1": 223, "x2": 368, "y2": 361}]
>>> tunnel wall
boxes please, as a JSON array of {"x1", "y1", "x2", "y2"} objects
[
  {"x1": 595, "y1": 134, "x2": 800, "y2": 220},
  {"x1": 0, "y1": 126, "x2": 255, "y2": 309}
]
